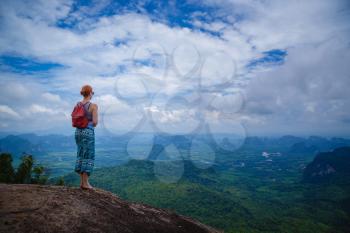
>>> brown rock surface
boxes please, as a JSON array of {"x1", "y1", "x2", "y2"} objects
[{"x1": 0, "y1": 184, "x2": 223, "y2": 233}]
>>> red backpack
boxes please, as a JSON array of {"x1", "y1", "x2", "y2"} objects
[{"x1": 71, "y1": 102, "x2": 91, "y2": 128}]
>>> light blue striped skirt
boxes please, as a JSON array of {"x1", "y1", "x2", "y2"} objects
[{"x1": 74, "y1": 127, "x2": 95, "y2": 176}]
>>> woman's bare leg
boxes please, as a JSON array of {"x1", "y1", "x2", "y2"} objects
[
  {"x1": 82, "y1": 172, "x2": 87, "y2": 187},
  {"x1": 86, "y1": 173, "x2": 93, "y2": 188},
  {"x1": 80, "y1": 173, "x2": 83, "y2": 186}
]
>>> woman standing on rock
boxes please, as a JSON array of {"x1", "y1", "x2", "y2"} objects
[{"x1": 72, "y1": 85, "x2": 98, "y2": 190}]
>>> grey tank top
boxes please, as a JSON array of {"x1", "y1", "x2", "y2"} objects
[{"x1": 82, "y1": 101, "x2": 93, "y2": 127}]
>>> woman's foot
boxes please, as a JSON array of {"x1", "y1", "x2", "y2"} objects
[
  {"x1": 80, "y1": 182, "x2": 94, "y2": 190},
  {"x1": 80, "y1": 172, "x2": 94, "y2": 190},
  {"x1": 80, "y1": 185, "x2": 93, "y2": 190}
]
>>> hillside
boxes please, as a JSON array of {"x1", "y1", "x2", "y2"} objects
[
  {"x1": 57, "y1": 158, "x2": 350, "y2": 233},
  {"x1": 0, "y1": 135, "x2": 42, "y2": 158},
  {"x1": 303, "y1": 147, "x2": 350, "y2": 183},
  {"x1": 0, "y1": 184, "x2": 222, "y2": 233}
]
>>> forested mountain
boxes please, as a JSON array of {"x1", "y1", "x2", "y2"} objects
[
  {"x1": 303, "y1": 147, "x2": 350, "y2": 183},
  {"x1": 54, "y1": 154, "x2": 350, "y2": 233},
  {"x1": 0, "y1": 135, "x2": 43, "y2": 158}
]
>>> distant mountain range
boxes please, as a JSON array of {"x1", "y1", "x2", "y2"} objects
[
  {"x1": 0, "y1": 135, "x2": 43, "y2": 158},
  {"x1": 1, "y1": 132, "x2": 350, "y2": 160},
  {"x1": 0, "y1": 134, "x2": 75, "y2": 158},
  {"x1": 303, "y1": 147, "x2": 350, "y2": 184},
  {"x1": 242, "y1": 135, "x2": 350, "y2": 154}
]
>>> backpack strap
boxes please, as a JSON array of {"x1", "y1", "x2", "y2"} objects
[
  {"x1": 79, "y1": 101, "x2": 91, "y2": 111},
  {"x1": 76, "y1": 101, "x2": 91, "y2": 110},
  {"x1": 82, "y1": 101, "x2": 91, "y2": 109}
]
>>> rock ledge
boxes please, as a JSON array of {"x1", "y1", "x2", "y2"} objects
[{"x1": 0, "y1": 184, "x2": 222, "y2": 233}]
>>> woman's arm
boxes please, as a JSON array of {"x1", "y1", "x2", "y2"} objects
[{"x1": 92, "y1": 104, "x2": 98, "y2": 127}]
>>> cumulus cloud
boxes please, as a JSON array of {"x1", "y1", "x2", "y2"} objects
[
  {"x1": 42, "y1": 92, "x2": 62, "y2": 102},
  {"x1": 0, "y1": 105, "x2": 21, "y2": 119},
  {"x1": 0, "y1": 0, "x2": 349, "y2": 136},
  {"x1": 242, "y1": 35, "x2": 350, "y2": 136}
]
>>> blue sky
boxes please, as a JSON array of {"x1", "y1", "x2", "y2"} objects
[{"x1": 0, "y1": 0, "x2": 350, "y2": 137}]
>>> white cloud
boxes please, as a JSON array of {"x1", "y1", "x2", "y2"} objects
[
  {"x1": 0, "y1": 0, "x2": 349, "y2": 136},
  {"x1": 41, "y1": 92, "x2": 61, "y2": 102},
  {"x1": 0, "y1": 105, "x2": 21, "y2": 119},
  {"x1": 242, "y1": 35, "x2": 350, "y2": 136},
  {"x1": 145, "y1": 105, "x2": 196, "y2": 123},
  {"x1": 28, "y1": 104, "x2": 58, "y2": 115}
]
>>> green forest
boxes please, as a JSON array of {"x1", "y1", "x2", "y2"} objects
[{"x1": 52, "y1": 148, "x2": 350, "y2": 233}]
